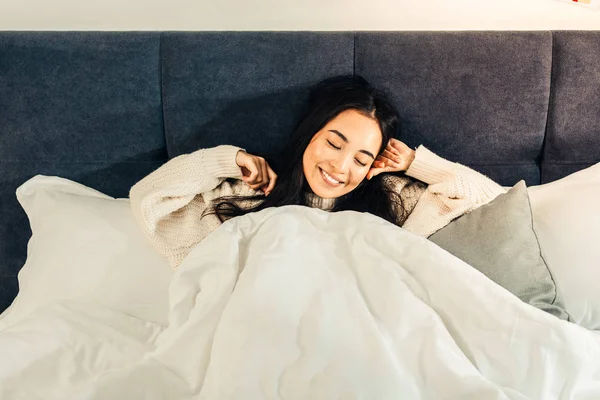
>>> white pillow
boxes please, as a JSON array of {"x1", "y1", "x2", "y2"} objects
[
  {"x1": 528, "y1": 163, "x2": 600, "y2": 329},
  {"x1": 0, "y1": 175, "x2": 172, "y2": 328}
]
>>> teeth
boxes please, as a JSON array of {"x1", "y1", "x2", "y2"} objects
[{"x1": 322, "y1": 169, "x2": 340, "y2": 185}]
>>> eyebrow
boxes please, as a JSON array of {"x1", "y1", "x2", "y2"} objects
[{"x1": 328, "y1": 129, "x2": 376, "y2": 159}]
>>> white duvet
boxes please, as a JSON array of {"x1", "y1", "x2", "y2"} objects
[{"x1": 1, "y1": 206, "x2": 599, "y2": 399}]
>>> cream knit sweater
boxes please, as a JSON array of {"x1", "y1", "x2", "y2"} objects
[{"x1": 130, "y1": 145, "x2": 505, "y2": 268}]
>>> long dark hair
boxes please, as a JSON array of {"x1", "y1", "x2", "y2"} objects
[{"x1": 206, "y1": 75, "x2": 411, "y2": 226}]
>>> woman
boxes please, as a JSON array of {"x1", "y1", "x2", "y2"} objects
[{"x1": 130, "y1": 75, "x2": 504, "y2": 268}]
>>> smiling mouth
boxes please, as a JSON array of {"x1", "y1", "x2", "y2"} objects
[{"x1": 319, "y1": 167, "x2": 343, "y2": 186}]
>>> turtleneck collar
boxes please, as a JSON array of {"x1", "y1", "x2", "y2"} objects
[{"x1": 303, "y1": 191, "x2": 336, "y2": 211}]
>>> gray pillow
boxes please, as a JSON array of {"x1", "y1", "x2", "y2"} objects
[{"x1": 428, "y1": 181, "x2": 569, "y2": 320}]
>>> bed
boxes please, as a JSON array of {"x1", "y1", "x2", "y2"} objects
[{"x1": 0, "y1": 31, "x2": 599, "y2": 399}]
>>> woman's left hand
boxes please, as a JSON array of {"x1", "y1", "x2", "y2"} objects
[{"x1": 367, "y1": 138, "x2": 416, "y2": 180}]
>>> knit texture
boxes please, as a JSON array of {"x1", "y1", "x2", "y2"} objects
[{"x1": 130, "y1": 145, "x2": 505, "y2": 268}]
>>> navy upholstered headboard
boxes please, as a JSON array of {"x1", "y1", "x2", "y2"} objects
[{"x1": 1, "y1": 31, "x2": 599, "y2": 312}]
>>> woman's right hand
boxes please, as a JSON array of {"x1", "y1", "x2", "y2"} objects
[{"x1": 235, "y1": 150, "x2": 277, "y2": 196}]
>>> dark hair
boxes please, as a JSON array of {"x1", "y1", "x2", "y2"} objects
[{"x1": 206, "y1": 75, "x2": 411, "y2": 226}]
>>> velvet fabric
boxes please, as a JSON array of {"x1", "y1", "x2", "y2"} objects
[
  {"x1": 543, "y1": 31, "x2": 600, "y2": 183},
  {"x1": 355, "y1": 31, "x2": 553, "y2": 186},
  {"x1": 160, "y1": 32, "x2": 354, "y2": 158}
]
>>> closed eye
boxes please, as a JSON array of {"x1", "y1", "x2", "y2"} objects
[
  {"x1": 327, "y1": 140, "x2": 367, "y2": 166},
  {"x1": 326, "y1": 140, "x2": 341, "y2": 150}
]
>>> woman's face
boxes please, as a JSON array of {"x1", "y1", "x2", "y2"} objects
[{"x1": 303, "y1": 109, "x2": 382, "y2": 199}]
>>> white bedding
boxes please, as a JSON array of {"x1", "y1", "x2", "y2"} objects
[{"x1": 1, "y1": 206, "x2": 599, "y2": 399}]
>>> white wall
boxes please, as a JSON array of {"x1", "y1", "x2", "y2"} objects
[{"x1": 1, "y1": 0, "x2": 599, "y2": 30}]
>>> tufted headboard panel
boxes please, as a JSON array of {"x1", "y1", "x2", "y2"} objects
[
  {"x1": 543, "y1": 31, "x2": 600, "y2": 183},
  {"x1": 160, "y1": 32, "x2": 354, "y2": 158},
  {"x1": 355, "y1": 31, "x2": 553, "y2": 186}
]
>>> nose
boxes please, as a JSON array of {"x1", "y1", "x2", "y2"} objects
[{"x1": 331, "y1": 151, "x2": 353, "y2": 173}]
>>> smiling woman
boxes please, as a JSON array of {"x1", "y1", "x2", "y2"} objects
[
  {"x1": 303, "y1": 110, "x2": 381, "y2": 198},
  {"x1": 129, "y1": 75, "x2": 505, "y2": 268}
]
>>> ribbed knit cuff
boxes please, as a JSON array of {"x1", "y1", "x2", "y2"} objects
[
  {"x1": 405, "y1": 145, "x2": 456, "y2": 185},
  {"x1": 201, "y1": 145, "x2": 244, "y2": 179}
]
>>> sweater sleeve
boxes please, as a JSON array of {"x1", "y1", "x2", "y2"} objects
[
  {"x1": 401, "y1": 145, "x2": 506, "y2": 237},
  {"x1": 129, "y1": 145, "x2": 244, "y2": 265}
]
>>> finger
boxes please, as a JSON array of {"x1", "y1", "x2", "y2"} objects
[
  {"x1": 381, "y1": 159, "x2": 401, "y2": 168},
  {"x1": 383, "y1": 153, "x2": 404, "y2": 169},
  {"x1": 369, "y1": 167, "x2": 394, "y2": 179},
  {"x1": 246, "y1": 177, "x2": 264, "y2": 189},
  {"x1": 374, "y1": 157, "x2": 401, "y2": 172},
  {"x1": 382, "y1": 149, "x2": 399, "y2": 161},
  {"x1": 250, "y1": 161, "x2": 264, "y2": 184},
  {"x1": 373, "y1": 160, "x2": 386, "y2": 168},
  {"x1": 390, "y1": 139, "x2": 409, "y2": 153},
  {"x1": 259, "y1": 160, "x2": 269, "y2": 188},
  {"x1": 265, "y1": 168, "x2": 277, "y2": 195},
  {"x1": 242, "y1": 162, "x2": 259, "y2": 183},
  {"x1": 387, "y1": 143, "x2": 401, "y2": 156},
  {"x1": 367, "y1": 167, "x2": 385, "y2": 179}
]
